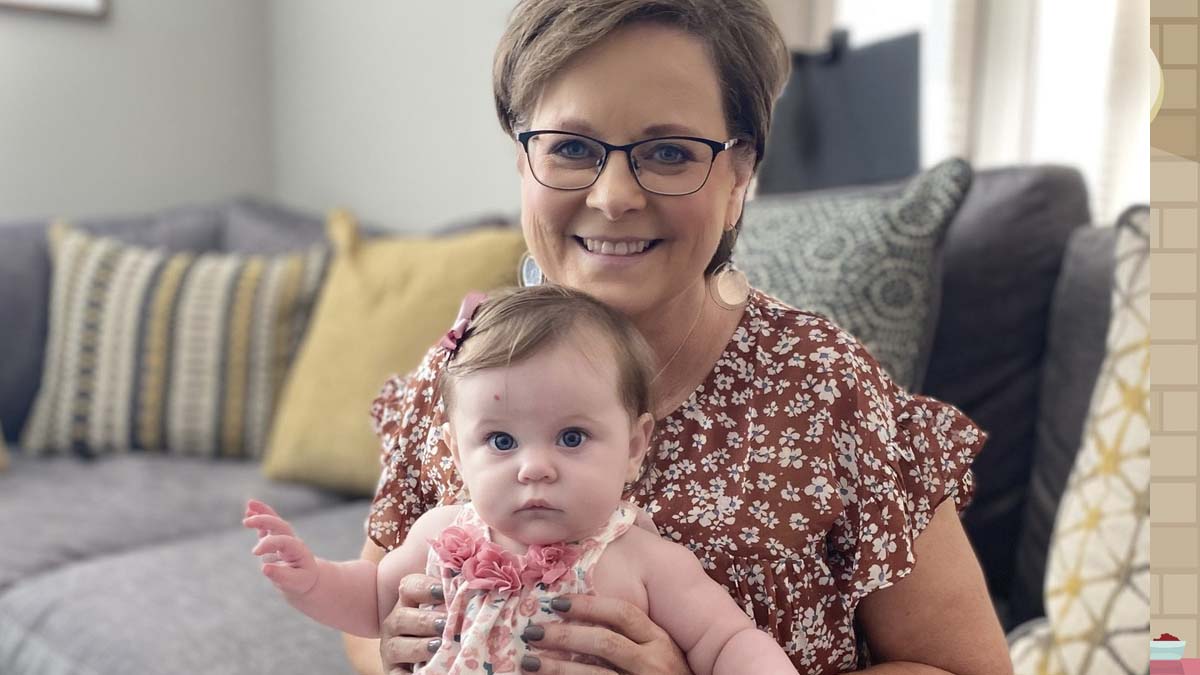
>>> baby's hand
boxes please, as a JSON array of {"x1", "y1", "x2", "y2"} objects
[{"x1": 243, "y1": 499, "x2": 318, "y2": 596}]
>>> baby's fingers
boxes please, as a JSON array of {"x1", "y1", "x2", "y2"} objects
[
  {"x1": 242, "y1": 513, "x2": 295, "y2": 537},
  {"x1": 245, "y1": 499, "x2": 281, "y2": 518},
  {"x1": 262, "y1": 561, "x2": 317, "y2": 595},
  {"x1": 252, "y1": 534, "x2": 311, "y2": 565}
]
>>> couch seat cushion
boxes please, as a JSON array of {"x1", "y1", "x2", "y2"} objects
[
  {"x1": 0, "y1": 502, "x2": 367, "y2": 675},
  {"x1": 0, "y1": 454, "x2": 347, "y2": 593}
]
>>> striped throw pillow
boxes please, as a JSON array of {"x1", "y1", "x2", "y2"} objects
[{"x1": 20, "y1": 224, "x2": 327, "y2": 459}]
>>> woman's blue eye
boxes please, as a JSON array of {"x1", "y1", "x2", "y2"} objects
[
  {"x1": 554, "y1": 140, "x2": 592, "y2": 159},
  {"x1": 558, "y1": 429, "x2": 587, "y2": 448},
  {"x1": 650, "y1": 144, "x2": 690, "y2": 164},
  {"x1": 487, "y1": 433, "x2": 517, "y2": 452}
]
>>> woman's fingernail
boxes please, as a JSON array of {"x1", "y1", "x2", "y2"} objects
[
  {"x1": 521, "y1": 625, "x2": 545, "y2": 641},
  {"x1": 433, "y1": 618, "x2": 446, "y2": 633},
  {"x1": 521, "y1": 655, "x2": 541, "y2": 671},
  {"x1": 426, "y1": 638, "x2": 442, "y2": 653},
  {"x1": 550, "y1": 597, "x2": 571, "y2": 612},
  {"x1": 430, "y1": 584, "x2": 444, "y2": 601}
]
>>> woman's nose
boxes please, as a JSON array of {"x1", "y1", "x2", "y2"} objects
[
  {"x1": 586, "y1": 152, "x2": 647, "y2": 221},
  {"x1": 516, "y1": 449, "x2": 557, "y2": 483}
]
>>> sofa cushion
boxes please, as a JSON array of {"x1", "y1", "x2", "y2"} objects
[
  {"x1": 0, "y1": 502, "x2": 367, "y2": 675},
  {"x1": 920, "y1": 165, "x2": 1091, "y2": 612},
  {"x1": 262, "y1": 212, "x2": 529, "y2": 496},
  {"x1": 0, "y1": 453, "x2": 347, "y2": 594},
  {"x1": 19, "y1": 225, "x2": 327, "y2": 458},
  {"x1": 738, "y1": 158, "x2": 972, "y2": 391},
  {"x1": 0, "y1": 207, "x2": 223, "y2": 445},
  {"x1": 1008, "y1": 224, "x2": 1116, "y2": 626}
]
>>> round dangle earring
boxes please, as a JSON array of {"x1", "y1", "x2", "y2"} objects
[
  {"x1": 709, "y1": 261, "x2": 750, "y2": 310},
  {"x1": 518, "y1": 251, "x2": 544, "y2": 287}
]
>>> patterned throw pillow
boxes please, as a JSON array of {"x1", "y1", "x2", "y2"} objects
[
  {"x1": 738, "y1": 158, "x2": 972, "y2": 391},
  {"x1": 1009, "y1": 207, "x2": 1150, "y2": 674},
  {"x1": 20, "y1": 224, "x2": 327, "y2": 459}
]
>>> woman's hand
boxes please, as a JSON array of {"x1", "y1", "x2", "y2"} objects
[
  {"x1": 520, "y1": 595, "x2": 692, "y2": 674},
  {"x1": 379, "y1": 573, "x2": 448, "y2": 675}
]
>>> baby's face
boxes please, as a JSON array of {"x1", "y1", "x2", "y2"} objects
[{"x1": 448, "y1": 336, "x2": 651, "y2": 547}]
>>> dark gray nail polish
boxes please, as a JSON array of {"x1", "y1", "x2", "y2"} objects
[
  {"x1": 430, "y1": 584, "x2": 444, "y2": 601},
  {"x1": 426, "y1": 638, "x2": 442, "y2": 653},
  {"x1": 521, "y1": 625, "x2": 544, "y2": 642},
  {"x1": 433, "y1": 618, "x2": 446, "y2": 634},
  {"x1": 521, "y1": 655, "x2": 541, "y2": 671},
  {"x1": 549, "y1": 597, "x2": 571, "y2": 612}
]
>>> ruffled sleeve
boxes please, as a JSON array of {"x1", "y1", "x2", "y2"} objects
[
  {"x1": 824, "y1": 330, "x2": 987, "y2": 607},
  {"x1": 366, "y1": 344, "x2": 459, "y2": 551}
]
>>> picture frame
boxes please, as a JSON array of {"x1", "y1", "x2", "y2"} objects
[{"x1": 0, "y1": 0, "x2": 108, "y2": 19}]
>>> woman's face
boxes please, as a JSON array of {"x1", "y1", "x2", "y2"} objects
[{"x1": 518, "y1": 23, "x2": 752, "y2": 318}]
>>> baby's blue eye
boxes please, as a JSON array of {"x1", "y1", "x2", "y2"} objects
[
  {"x1": 488, "y1": 433, "x2": 517, "y2": 452},
  {"x1": 558, "y1": 429, "x2": 587, "y2": 448}
]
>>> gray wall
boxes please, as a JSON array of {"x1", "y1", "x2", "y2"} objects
[
  {"x1": 268, "y1": 0, "x2": 520, "y2": 231},
  {"x1": 0, "y1": 0, "x2": 272, "y2": 221}
]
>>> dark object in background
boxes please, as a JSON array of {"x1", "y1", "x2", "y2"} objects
[{"x1": 757, "y1": 30, "x2": 920, "y2": 194}]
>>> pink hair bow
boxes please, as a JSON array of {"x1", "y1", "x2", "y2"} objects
[{"x1": 439, "y1": 291, "x2": 488, "y2": 352}]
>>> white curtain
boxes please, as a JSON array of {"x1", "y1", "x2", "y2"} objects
[{"x1": 815, "y1": 0, "x2": 1152, "y2": 224}]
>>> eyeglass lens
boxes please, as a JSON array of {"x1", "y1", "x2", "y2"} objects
[{"x1": 525, "y1": 133, "x2": 717, "y2": 195}]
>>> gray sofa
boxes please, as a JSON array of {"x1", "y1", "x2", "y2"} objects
[{"x1": 0, "y1": 167, "x2": 1113, "y2": 674}]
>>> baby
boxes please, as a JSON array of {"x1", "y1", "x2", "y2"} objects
[{"x1": 244, "y1": 285, "x2": 797, "y2": 675}]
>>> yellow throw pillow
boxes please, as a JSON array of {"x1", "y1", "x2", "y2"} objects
[{"x1": 263, "y1": 211, "x2": 527, "y2": 495}]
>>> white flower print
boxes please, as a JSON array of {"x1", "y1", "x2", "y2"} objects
[
  {"x1": 813, "y1": 378, "x2": 840, "y2": 404},
  {"x1": 740, "y1": 527, "x2": 761, "y2": 545},
  {"x1": 779, "y1": 447, "x2": 805, "y2": 469},
  {"x1": 732, "y1": 326, "x2": 754, "y2": 352},
  {"x1": 774, "y1": 334, "x2": 800, "y2": 355},
  {"x1": 835, "y1": 477, "x2": 858, "y2": 506},
  {"x1": 779, "y1": 427, "x2": 802, "y2": 447},
  {"x1": 756, "y1": 472, "x2": 777, "y2": 491},
  {"x1": 787, "y1": 509, "x2": 806, "y2": 530},
  {"x1": 749, "y1": 445, "x2": 776, "y2": 463},
  {"x1": 804, "y1": 476, "x2": 834, "y2": 503},
  {"x1": 781, "y1": 481, "x2": 804, "y2": 502},
  {"x1": 871, "y1": 530, "x2": 898, "y2": 558},
  {"x1": 748, "y1": 422, "x2": 767, "y2": 444},
  {"x1": 809, "y1": 346, "x2": 839, "y2": 368}
]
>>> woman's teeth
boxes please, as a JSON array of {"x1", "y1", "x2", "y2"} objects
[{"x1": 582, "y1": 238, "x2": 653, "y2": 255}]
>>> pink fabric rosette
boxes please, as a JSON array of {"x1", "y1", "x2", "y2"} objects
[
  {"x1": 521, "y1": 544, "x2": 581, "y2": 587},
  {"x1": 462, "y1": 541, "x2": 526, "y2": 594},
  {"x1": 429, "y1": 525, "x2": 483, "y2": 573}
]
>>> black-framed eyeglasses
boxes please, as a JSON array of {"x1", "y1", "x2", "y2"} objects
[{"x1": 516, "y1": 130, "x2": 739, "y2": 196}]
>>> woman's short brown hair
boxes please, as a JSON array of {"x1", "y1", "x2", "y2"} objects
[
  {"x1": 439, "y1": 285, "x2": 656, "y2": 421},
  {"x1": 493, "y1": 0, "x2": 791, "y2": 271}
]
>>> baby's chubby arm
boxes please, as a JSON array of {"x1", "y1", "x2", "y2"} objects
[
  {"x1": 243, "y1": 499, "x2": 457, "y2": 639},
  {"x1": 634, "y1": 531, "x2": 798, "y2": 675}
]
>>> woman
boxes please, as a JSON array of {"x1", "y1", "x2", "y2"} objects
[{"x1": 346, "y1": 1, "x2": 1012, "y2": 673}]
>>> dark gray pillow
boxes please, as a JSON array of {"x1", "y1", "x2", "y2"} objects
[
  {"x1": 1006, "y1": 217, "x2": 1121, "y2": 627},
  {"x1": 920, "y1": 166, "x2": 1092, "y2": 623},
  {"x1": 737, "y1": 158, "x2": 972, "y2": 391}
]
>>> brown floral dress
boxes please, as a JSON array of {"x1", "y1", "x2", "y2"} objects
[{"x1": 367, "y1": 288, "x2": 986, "y2": 674}]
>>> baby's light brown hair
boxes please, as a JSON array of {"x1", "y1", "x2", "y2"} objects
[{"x1": 439, "y1": 285, "x2": 656, "y2": 423}]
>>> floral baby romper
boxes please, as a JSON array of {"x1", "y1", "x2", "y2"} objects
[{"x1": 419, "y1": 502, "x2": 636, "y2": 674}]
